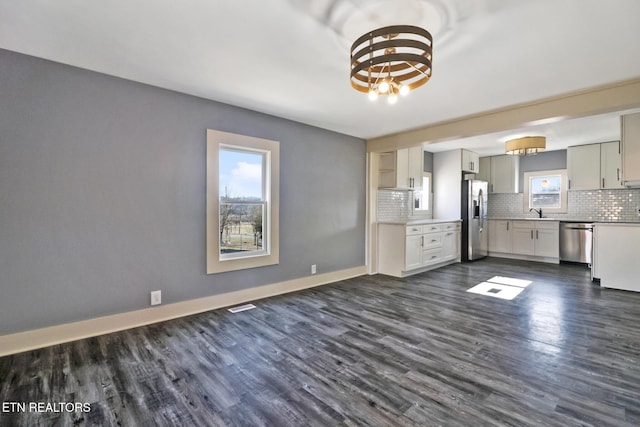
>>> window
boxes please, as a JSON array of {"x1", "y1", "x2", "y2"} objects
[
  {"x1": 207, "y1": 129, "x2": 279, "y2": 274},
  {"x1": 414, "y1": 172, "x2": 432, "y2": 212},
  {"x1": 523, "y1": 169, "x2": 567, "y2": 214}
]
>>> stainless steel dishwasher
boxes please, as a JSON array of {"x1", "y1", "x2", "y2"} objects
[{"x1": 559, "y1": 222, "x2": 594, "y2": 264}]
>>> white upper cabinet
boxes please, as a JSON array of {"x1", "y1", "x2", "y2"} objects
[
  {"x1": 568, "y1": 144, "x2": 601, "y2": 190},
  {"x1": 378, "y1": 146, "x2": 424, "y2": 189},
  {"x1": 567, "y1": 141, "x2": 622, "y2": 190},
  {"x1": 600, "y1": 141, "x2": 623, "y2": 189},
  {"x1": 490, "y1": 155, "x2": 519, "y2": 193},
  {"x1": 461, "y1": 149, "x2": 480, "y2": 173},
  {"x1": 476, "y1": 157, "x2": 491, "y2": 182},
  {"x1": 477, "y1": 155, "x2": 519, "y2": 193},
  {"x1": 622, "y1": 112, "x2": 640, "y2": 185}
]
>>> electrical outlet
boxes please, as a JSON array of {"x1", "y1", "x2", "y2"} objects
[
  {"x1": 150, "y1": 290, "x2": 162, "y2": 306},
  {"x1": 311, "y1": 264, "x2": 317, "y2": 275}
]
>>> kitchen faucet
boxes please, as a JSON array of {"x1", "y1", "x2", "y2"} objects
[{"x1": 530, "y1": 208, "x2": 543, "y2": 218}]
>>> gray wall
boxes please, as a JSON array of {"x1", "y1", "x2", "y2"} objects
[
  {"x1": 423, "y1": 150, "x2": 433, "y2": 173},
  {"x1": 0, "y1": 49, "x2": 366, "y2": 335},
  {"x1": 518, "y1": 150, "x2": 567, "y2": 192}
]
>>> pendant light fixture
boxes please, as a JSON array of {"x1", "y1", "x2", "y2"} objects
[
  {"x1": 350, "y1": 25, "x2": 433, "y2": 104},
  {"x1": 505, "y1": 136, "x2": 546, "y2": 155}
]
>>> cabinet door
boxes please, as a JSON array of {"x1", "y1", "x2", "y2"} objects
[
  {"x1": 511, "y1": 221, "x2": 535, "y2": 255},
  {"x1": 600, "y1": 141, "x2": 623, "y2": 189},
  {"x1": 489, "y1": 220, "x2": 511, "y2": 253},
  {"x1": 476, "y1": 157, "x2": 491, "y2": 183},
  {"x1": 622, "y1": 113, "x2": 640, "y2": 183},
  {"x1": 442, "y1": 230, "x2": 459, "y2": 260},
  {"x1": 534, "y1": 226, "x2": 559, "y2": 258},
  {"x1": 568, "y1": 144, "x2": 600, "y2": 190},
  {"x1": 490, "y1": 155, "x2": 519, "y2": 193},
  {"x1": 405, "y1": 234, "x2": 423, "y2": 270},
  {"x1": 396, "y1": 148, "x2": 410, "y2": 188},
  {"x1": 461, "y1": 149, "x2": 479, "y2": 173},
  {"x1": 396, "y1": 147, "x2": 423, "y2": 189}
]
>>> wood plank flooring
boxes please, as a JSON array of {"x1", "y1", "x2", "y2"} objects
[{"x1": 1, "y1": 257, "x2": 640, "y2": 426}]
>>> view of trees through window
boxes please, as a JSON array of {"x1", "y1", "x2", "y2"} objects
[{"x1": 219, "y1": 147, "x2": 266, "y2": 258}]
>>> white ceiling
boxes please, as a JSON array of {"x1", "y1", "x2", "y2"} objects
[{"x1": 1, "y1": 0, "x2": 640, "y2": 155}]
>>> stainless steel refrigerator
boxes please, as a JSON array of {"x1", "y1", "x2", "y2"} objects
[{"x1": 461, "y1": 179, "x2": 488, "y2": 261}]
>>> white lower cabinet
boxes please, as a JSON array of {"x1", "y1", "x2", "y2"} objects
[
  {"x1": 488, "y1": 219, "x2": 559, "y2": 262},
  {"x1": 594, "y1": 223, "x2": 640, "y2": 292},
  {"x1": 442, "y1": 228, "x2": 460, "y2": 260},
  {"x1": 488, "y1": 220, "x2": 512, "y2": 253},
  {"x1": 378, "y1": 221, "x2": 461, "y2": 277}
]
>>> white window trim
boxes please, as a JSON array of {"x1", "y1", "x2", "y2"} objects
[
  {"x1": 206, "y1": 129, "x2": 279, "y2": 274},
  {"x1": 523, "y1": 169, "x2": 568, "y2": 214},
  {"x1": 414, "y1": 172, "x2": 432, "y2": 213}
]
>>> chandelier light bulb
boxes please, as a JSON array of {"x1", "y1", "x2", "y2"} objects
[
  {"x1": 388, "y1": 92, "x2": 398, "y2": 104},
  {"x1": 368, "y1": 89, "x2": 378, "y2": 101},
  {"x1": 378, "y1": 80, "x2": 390, "y2": 94},
  {"x1": 399, "y1": 84, "x2": 410, "y2": 96}
]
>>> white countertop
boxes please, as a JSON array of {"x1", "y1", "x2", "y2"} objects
[
  {"x1": 489, "y1": 217, "x2": 640, "y2": 224},
  {"x1": 378, "y1": 218, "x2": 462, "y2": 225}
]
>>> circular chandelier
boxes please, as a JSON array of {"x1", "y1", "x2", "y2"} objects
[{"x1": 350, "y1": 25, "x2": 433, "y2": 104}]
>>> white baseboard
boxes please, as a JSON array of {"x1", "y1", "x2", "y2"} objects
[
  {"x1": 0, "y1": 266, "x2": 366, "y2": 357},
  {"x1": 488, "y1": 252, "x2": 560, "y2": 264}
]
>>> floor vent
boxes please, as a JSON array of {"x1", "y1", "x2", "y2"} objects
[{"x1": 227, "y1": 304, "x2": 257, "y2": 313}]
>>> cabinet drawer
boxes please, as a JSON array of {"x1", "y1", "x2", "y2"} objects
[
  {"x1": 442, "y1": 222, "x2": 461, "y2": 231},
  {"x1": 423, "y1": 248, "x2": 442, "y2": 265},
  {"x1": 512, "y1": 221, "x2": 534, "y2": 230},
  {"x1": 406, "y1": 225, "x2": 423, "y2": 235},
  {"x1": 423, "y1": 224, "x2": 443, "y2": 234},
  {"x1": 535, "y1": 221, "x2": 559, "y2": 230},
  {"x1": 424, "y1": 233, "x2": 443, "y2": 249}
]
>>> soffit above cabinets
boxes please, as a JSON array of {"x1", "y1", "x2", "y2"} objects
[{"x1": 422, "y1": 110, "x2": 637, "y2": 157}]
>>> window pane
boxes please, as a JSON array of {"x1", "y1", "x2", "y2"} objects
[
  {"x1": 219, "y1": 203, "x2": 265, "y2": 258},
  {"x1": 530, "y1": 175, "x2": 561, "y2": 208},
  {"x1": 219, "y1": 148, "x2": 267, "y2": 259},
  {"x1": 219, "y1": 149, "x2": 264, "y2": 201},
  {"x1": 530, "y1": 176, "x2": 561, "y2": 194}
]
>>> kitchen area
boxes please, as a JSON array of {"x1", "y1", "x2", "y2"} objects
[{"x1": 371, "y1": 111, "x2": 640, "y2": 293}]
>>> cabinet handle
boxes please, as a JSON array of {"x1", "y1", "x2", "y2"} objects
[
  {"x1": 531, "y1": 230, "x2": 533, "y2": 239},
  {"x1": 506, "y1": 221, "x2": 509, "y2": 231},
  {"x1": 421, "y1": 236, "x2": 424, "y2": 247},
  {"x1": 536, "y1": 230, "x2": 539, "y2": 239},
  {"x1": 617, "y1": 168, "x2": 620, "y2": 181},
  {"x1": 568, "y1": 179, "x2": 571, "y2": 189},
  {"x1": 602, "y1": 178, "x2": 605, "y2": 188},
  {"x1": 446, "y1": 232, "x2": 453, "y2": 236}
]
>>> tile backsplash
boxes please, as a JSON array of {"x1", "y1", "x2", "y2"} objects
[
  {"x1": 378, "y1": 189, "x2": 434, "y2": 221},
  {"x1": 377, "y1": 190, "x2": 412, "y2": 221},
  {"x1": 488, "y1": 188, "x2": 640, "y2": 222}
]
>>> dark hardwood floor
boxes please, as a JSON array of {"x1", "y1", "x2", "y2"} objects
[{"x1": 2, "y1": 257, "x2": 640, "y2": 426}]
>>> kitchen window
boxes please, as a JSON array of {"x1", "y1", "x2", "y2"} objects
[
  {"x1": 523, "y1": 169, "x2": 567, "y2": 214},
  {"x1": 414, "y1": 172, "x2": 432, "y2": 212},
  {"x1": 206, "y1": 129, "x2": 279, "y2": 274}
]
